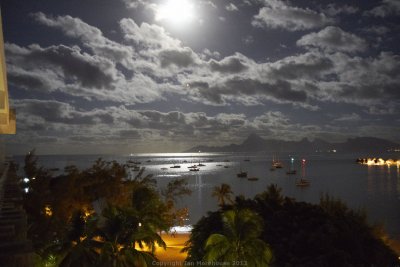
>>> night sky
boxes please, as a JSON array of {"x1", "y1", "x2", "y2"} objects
[{"x1": 1, "y1": 0, "x2": 399, "y2": 154}]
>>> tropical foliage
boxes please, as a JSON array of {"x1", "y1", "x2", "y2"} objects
[
  {"x1": 204, "y1": 209, "x2": 272, "y2": 266},
  {"x1": 211, "y1": 183, "x2": 234, "y2": 207},
  {"x1": 185, "y1": 184, "x2": 399, "y2": 266},
  {"x1": 21, "y1": 150, "x2": 191, "y2": 266}
]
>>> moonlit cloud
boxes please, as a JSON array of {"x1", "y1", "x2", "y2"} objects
[
  {"x1": 322, "y1": 4, "x2": 358, "y2": 16},
  {"x1": 365, "y1": 0, "x2": 400, "y2": 17},
  {"x1": 333, "y1": 113, "x2": 362, "y2": 122},
  {"x1": 362, "y1": 25, "x2": 390, "y2": 35},
  {"x1": 209, "y1": 53, "x2": 249, "y2": 73},
  {"x1": 252, "y1": 0, "x2": 334, "y2": 31},
  {"x1": 225, "y1": 3, "x2": 238, "y2": 12},
  {"x1": 2, "y1": 0, "x2": 400, "y2": 154},
  {"x1": 297, "y1": 26, "x2": 368, "y2": 53}
]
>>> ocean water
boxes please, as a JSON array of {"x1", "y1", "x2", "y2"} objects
[{"x1": 13, "y1": 152, "x2": 400, "y2": 239}]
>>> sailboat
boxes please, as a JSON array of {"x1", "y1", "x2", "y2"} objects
[
  {"x1": 296, "y1": 158, "x2": 310, "y2": 187},
  {"x1": 237, "y1": 162, "x2": 248, "y2": 178},
  {"x1": 170, "y1": 161, "x2": 181, "y2": 168},
  {"x1": 271, "y1": 155, "x2": 283, "y2": 169},
  {"x1": 197, "y1": 151, "x2": 206, "y2": 166},
  {"x1": 188, "y1": 164, "x2": 199, "y2": 171},
  {"x1": 132, "y1": 166, "x2": 141, "y2": 172},
  {"x1": 237, "y1": 171, "x2": 247, "y2": 178},
  {"x1": 296, "y1": 178, "x2": 310, "y2": 186}
]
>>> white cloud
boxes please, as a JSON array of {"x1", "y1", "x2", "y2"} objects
[
  {"x1": 323, "y1": 4, "x2": 358, "y2": 16},
  {"x1": 8, "y1": 13, "x2": 400, "y2": 117},
  {"x1": 225, "y1": 3, "x2": 238, "y2": 12},
  {"x1": 242, "y1": 35, "x2": 254, "y2": 45},
  {"x1": 333, "y1": 113, "x2": 361, "y2": 122},
  {"x1": 365, "y1": 0, "x2": 400, "y2": 17},
  {"x1": 32, "y1": 12, "x2": 134, "y2": 67},
  {"x1": 362, "y1": 25, "x2": 390, "y2": 35},
  {"x1": 297, "y1": 26, "x2": 368, "y2": 53},
  {"x1": 252, "y1": 0, "x2": 334, "y2": 31}
]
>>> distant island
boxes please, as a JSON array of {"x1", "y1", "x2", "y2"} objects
[{"x1": 186, "y1": 133, "x2": 400, "y2": 153}]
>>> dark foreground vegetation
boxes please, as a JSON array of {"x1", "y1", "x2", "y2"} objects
[
  {"x1": 21, "y1": 151, "x2": 191, "y2": 266},
  {"x1": 184, "y1": 184, "x2": 399, "y2": 267}
]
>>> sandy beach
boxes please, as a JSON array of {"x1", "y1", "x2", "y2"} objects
[{"x1": 154, "y1": 232, "x2": 190, "y2": 264}]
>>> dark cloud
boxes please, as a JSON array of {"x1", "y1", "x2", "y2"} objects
[
  {"x1": 159, "y1": 48, "x2": 196, "y2": 68},
  {"x1": 322, "y1": 4, "x2": 358, "y2": 16},
  {"x1": 253, "y1": 111, "x2": 290, "y2": 128},
  {"x1": 121, "y1": 109, "x2": 249, "y2": 138},
  {"x1": 28, "y1": 45, "x2": 115, "y2": 88},
  {"x1": 189, "y1": 81, "x2": 209, "y2": 90},
  {"x1": 193, "y1": 78, "x2": 308, "y2": 105},
  {"x1": 14, "y1": 99, "x2": 114, "y2": 125},
  {"x1": 69, "y1": 136, "x2": 96, "y2": 142},
  {"x1": 138, "y1": 110, "x2": 188, "y2": 130},
  {"x1": 6, "y1": 43, "x2": 116, "y2": 89},
  {"x1": 209, "y1": 54, "x2": 249, "y2": 73},
  {"x1": 118, "y1": 130, "x2": 141, "y2": 139},
  {"x1": 268, "y1": 52, "x2": 334, "y2": 80},
  {"x1": 7, "y1": 67, "x2": 59, "y2": 92},
  {"x1": 34, "y1": 136, "x2": 59, "y2": 143}
]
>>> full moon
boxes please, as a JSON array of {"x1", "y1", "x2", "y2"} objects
[{"x1": 156, "y1": 0, "x2": 195, "y2": 25}]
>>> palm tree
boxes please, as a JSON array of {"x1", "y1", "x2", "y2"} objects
[
  {"x1": 255, "y1": 184, "x2": 285, "y2": 209},
  {"x1": 203, "y1": 209, "x2": 272, "y2": 266},
  {"x1": 99, "y1": 241, "x2": 155, "y2": 267},
  {"x1": 96, "y1": 204, "x2": 166, "y2": 267},
  {"x1": 55, "y1": 202, "x2": 168, "y2": 267},
  {"x1": 212, "y1": 183, "x2": 234, "y2": 207},
  {"x1": 58, "y1": 239, "x2": 99, "y2": 267},
  {"x1": 162, "y1": 178, "x2": 192, "y2": 226},
  {"x1": 51, "y1": 211, "x2": 100, "y2": 267}
]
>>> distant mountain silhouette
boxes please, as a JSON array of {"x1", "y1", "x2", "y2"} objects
[{"x1": 186, "y1": 134, "x2": 399, "y2": 153}]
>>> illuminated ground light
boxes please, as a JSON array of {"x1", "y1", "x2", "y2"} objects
[
  {"x1": 357, "y1": 158, "x2": 400, "y2": 167},
  {"x1": 169, "y1": 225, "x2": 193, "y2": 233},
  {"x1": 136, "y1": 225, "x2": 192, "y2": 262}
]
